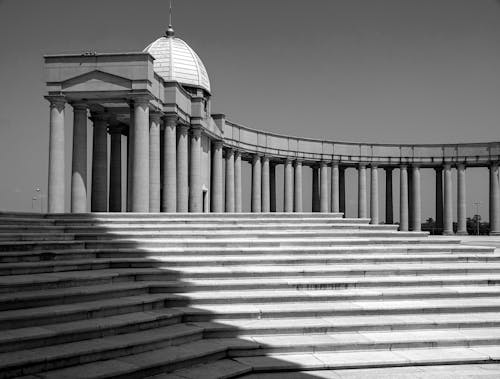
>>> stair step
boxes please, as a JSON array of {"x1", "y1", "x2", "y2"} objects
[
  {"x1": 151, "y1": 358, "x2": 251, "y2": 379},
  {"x1": 0, "y1": 323, "x2": 202, "y2": 378},
  {"x1": 0, "y1": 309, "x2": 183, "y2": 353}
]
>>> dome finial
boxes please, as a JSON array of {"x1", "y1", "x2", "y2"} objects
[{"x1": 165, "y1": 0, "x2": 175, "y2": 37}]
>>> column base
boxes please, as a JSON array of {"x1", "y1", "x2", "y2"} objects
[
  {"x1": 442, "y1": 231, "x2": 455, "y2": 236},
  {"x1": 490, "y1": 231, "x2": 500, "y2": 236},
  {"x1": 455, "y1": 231, "x2": 468, "y2": 236}
]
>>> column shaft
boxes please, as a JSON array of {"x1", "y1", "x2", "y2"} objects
[
  {"x1": 189, "y1": 128, "x2": 202, "y2": 212},
  {"x1": 320, "y1": 162, "x2": 329, "y2": 213},
  {"x1": 252, "y1": 155, "x2": 262, "y2": 212},
  {"x1": 211, "y1": 140, "x2": 223, "y2": 212},
  {"x1": 47, "y1": 98, "x2": 66, "y2": 213},
  {"x1": 284, "y1": 159, "x2": 294, "y2": 212},
  {"x1": 294, "y1": 161, "x2": 303, "y2": 212},
  {"x1": 261, "y1": 156, "x2": 270, "y2": 212},
  {"x1": 358, "y1": 164, "x2": 367, "y2": 218},
  {"x1": 370, "y1": 165, "x2": 379, "y2": 224},
  {"x1": 225, "y1": 149, "x2": 235, "y2": 212},
  {"x1": 435, "y1": 168, "x2": 443, "y2": 234},
  {"x1": 109, "y1": 127, "x2": 122, "y2": 212},
  {"x1": 457, "y1": 164, "x2": 467, "y2": 235},
  {"x1": 176, "y1": 125, "x2": 189, "y2": 212},
  {"x1": 126, "y1": 106, "x2": 134, "y2": 212},
  {"x1": 490, "y1": 163, "x2": 500, "y2": 235},
  {"x1": 71, "y1": 103, "x2": 87, "y2": 213},
  {"x1": 339, "y1": 167, "x2": 346, "y2": 216},
  {"x1": 270, "y1": 163, "x2": 277, "y2": 212},
  {"x1": 234, "y1": 151, "x2": 242, "y2": 212},
  {"x1": 408, "y1": 170, "x2": 413, "y2": 227},
  {"x1": 91, "y1": 113, "x2": 108, "y2": 212},
  {"x1": 162, "y1": 116, "x2": 177, "y2": 212},
  {"x1": 131, "y1": 100, "x2": 149, "y2": 212},
  {"x1": 385, "y1": 168, "x2": 393, "y2": 224},
  {"x1": 443, "y1": 164, "x2": 453, "y2": 235},
  {"x1": 149, "y1": 113, "x2": 161, "y2": 213},
  {"x1": 331, "y1": 163, "x2": 339, "y2": 213},
  {"x1": 399, "y1": 165, "x2": 409, "y2": 231},
  {"x1": 411, "y1": 166, "x2": 421, "y2": 231},
  {"x1": 312, "y1": 166, "x2": 320, "y2": 212}
]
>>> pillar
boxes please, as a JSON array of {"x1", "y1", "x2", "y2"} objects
[
  {"x1": 108, "y1": 124, "x2": 122, "y2": 212},
  {"x1": 234, "y1": 151, "x2": 242, "y2": 212},
  {"x1": 262, "y1": 156, "x2": 270, "y2": 212},
  {"x1": 411, "y1": 165, "x2": 421, "y2": 231},
  {"x1": 270, "y1": 163, "x2": 277, "y2": 212},
  {"x1": 408, "y1": 169, "x2": 413, "y2": 227},
  {"x1": 456, "y1": 163, "x2": 467, "y2": 235},
  {"x1": 126, "y1": 105, "x2": 134, "y2": 212},
  {"x1": 339, "y1": 167, "x2": 346, "y2": 216},
  {"x1": 225, "y1": 148, "x2": 235, "y2": 212},
  {"x1": 211, "y1": 140, "x2": 223, "y2": 212},
  {"x1": 189, "y1": 128, "x2": 202, "y2": 212},
  {"x1": 284, "y1": 158, "x2": 294, "y2": 212},
  {"x1": 490, "y1": 162, "x2": 500, "y2": 235},
  {"x1": 91, "y1": 112, "x2": 108, "y2": 212},
  {"x1": 312, "y1": 166, "x2": 320, "y2": 212},
  {"x1": 71, "y1": 103, "x2": 87, "y2": 213},
  {"x1": 47, "y1": 97, "x2": 66, "y2": 213},
  {"x1": 162, "y1": 115, "x2": 177, "y2": 212},
  {"x1": 294, "y1": 160, "x2": 303, "y2": 212},
  {"x1": 252, "y1": 155, "x2": 262, "y2": 212},
  {"x1": 331, "y1": 162, "x2": 339, "y2": 213},
  {"x1": 385, "y1": 167, "x2": 393, "y2": 224},
  {"x1": 370, "y1": 165, "x2": 379, "y2": 224},
  {"x1": 149, "y1": 112, "x2": 161, "y2": 213},
  {"x1": 399, "y1": 165, "x2": 409, "y2": 231},
  {"x1": 320, "y1": 162, "x2": 329, "y2": 213},
  {"x1": 435, "y1": 167, "x2": 443, "y2": 234},
  {"x1": 443, "y1": 164, "x2": 453, "y2": 235},
  {"x1": 177, "y1": 125, "x2": 189, "y2": 212},
  {"x1": 131, "y1": 98, "x2": 149, "y2": 212},
  {"x1": 358, "y1": 163, "x2": 367, "y2": 218}
]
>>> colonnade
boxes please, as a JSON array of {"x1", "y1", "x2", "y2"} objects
[{"x1": 46, "y1": 97, "x2": 500, "y2": 235}]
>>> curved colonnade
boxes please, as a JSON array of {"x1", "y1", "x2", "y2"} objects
[{"x1": 44, "y1": 53, "x2": 500, "y2": 235}]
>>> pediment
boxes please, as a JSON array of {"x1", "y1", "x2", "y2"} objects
[{"x1": 61, "y1": 70, "x2": 132, "y2": 92}]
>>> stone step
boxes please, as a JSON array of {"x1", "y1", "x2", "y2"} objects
[
  {"x1": 0, "y1": 323, "x2": 203, "y2": 378},
  {"x1": 3, "y1": 253, "x2": 499, "y2": 275},
  {"x1": 45, "y1": 212, "x2": 344, "y2": 219},
  {"x1": 177, "y1": 296, "x2": 500, "y2": 321},
  {"x1": 0, "y1": 293, "x2": 173, "y2": 330},
  {"x1": 150, "y1": 358, "x2": 252, "y2": 379},
  {"x1": 0, "y1": 309, "x2": 183, "y2": 353},
  {"x1": 197, "y1": 312, "x2": 500, "y2": 337}
]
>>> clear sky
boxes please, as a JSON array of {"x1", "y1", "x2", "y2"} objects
[{"x1": 0, "y1": 0, "x2": 498, "y2": 219}]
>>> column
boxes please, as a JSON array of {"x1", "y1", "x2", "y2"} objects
[
  {"x1": 331, "y1": 162, "x2": 339, "y2": 213},
  {"x1": 108, "y1": 124, "x2": 123, "y2": 212},
  {"x1": 385, "y1": 167, "x2": 393, "y2": 224},
  {"x1": 435, "y1": 167, "x2": 443, "y2": 234},
  {"x1": 91, "y1": 112, "x2": 108, "y2": 212},
  {"x1": 131, "y1": 98, "x2": 149, "y2": 212},
  {"x1": 211, "y1": 140, "x2": 223, "y2": 212},
  {"x1": 176, "y1": 125, "x2": 189, "y2": 212},
  {"x1": 47, "y1": 97, "x2": 66, "y2": 213},
  {"x1": 270, "y1": 163, "x2": 277, "y2": 212},
  {"x1": 284, "y1": 158, "x2": 294, "y2": 212},
  {"x1": 126, "y1": 105, "x2": 134, "y2": 212},
  {"x1": 370, "y1": 165, "x2": 379, "y2": 224},
  {"x1": 312, "y1": 166, "x2": 320, "y2": 212},
  {"x1": 225, "y1": 148, "x2": 235, "y2": 212},
  {"x1": 149, "y1": 112, "x2": 161, "y2": 213},
  {"x1": 294, "y1": 160, "x2": 303, "y2": 212},
  {"x1": 339, "y1": 167, "x2": 346, "y2": 216},
  {"x1": 456, "y1": 163, "x2": 467, "y2": 235},
  {"x1": 443, "y1": 163, "x2": 453, "y2": 235},
  {"x1": 408, "y1": 169, "x2": 413, "y2": 227},
  {"x1": 252, "y1": 155, "x2": 262, "y2": 212},
  {"x1": 320, "y1": 162, "x2": 329, "y2": 213},
  {"x1": 162, "y1": 115, "x2": 177, "y2": 212},
  {"x1": 490, "y1": 162, "x2": 500, "y2": 235},
  {"x1": 261, "y1": 156, "x2": 270, "y2": 212},
  {"x1": 71, "y1": 102, "x2": 87, "y2": 213},
  {"x1": 189, "y1": 127, "x2": 202, "y2": 212},
  {"x1": 399, "y1": 165, "x2": 409, "y2": 231},
  {"x1": 234, "y1": 151, "x2": 242, "y2": 212},
  {"x1": 358, "y1": 163, "x2": 367, "y2": 218},
  {"x1": 411, "y1": 165, "x2": 421, "y2": 231}
]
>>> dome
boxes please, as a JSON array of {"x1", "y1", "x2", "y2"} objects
[{"x1": 144, "y1": 30, "x2": 211, "y2": 94}]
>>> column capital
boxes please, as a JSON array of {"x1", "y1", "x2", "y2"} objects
[
  {"x1": 262, "y1": 155, "x2": 270, "y2": 163},
  {"x1": 457, "y1": 163, "x2": 466, "y2": 170},
  {"x1": 90, "y1": 111, "x2": 110, "y2": 123},
  {"x1": 358, "y1": 163, "x2": 367, "y2": 169},
  {"x1": 212, "y1": 139, "x2": 223, "y2": 148},
  {"x1": 434, "y1": 166, "x2": 443, "y2": 172},
  {"x1": 108, "y1": 123, "x2": 125, "y2": 135},
  {"x1": 163, "y1": 114, "x2": 178, "y2": 126},
  {"x1": 443, "y1": 162, "x2": 452, "y2": 169},
  {"x1": 370, "y1": 163, "x2": 379, "y2": 169},
  {"x1": 45, "y1": 95, "x2": 66, "y2": 110},
  {"x1": 178, "y1": 124, "x2": 189, "y2": 135},
  {"x1": 225, "y1": 147, "x2": 234, "y2": 156},
  {"x1": 320, "y1": 161, "x2": 328, "y2": 167},
  {"x1": 399, "y1": 164, "x2": 408, "y2": 169},
  {"x1": 129, "y1": 95, "x2": 152, "y2": 107},
  {"x1": 252, "y1": 154, "x2": 262, "y2": 162},
  {"x1": 294, "y1": 159, "x2": 303, "y2": 166},
  {"x1": 490, "y1": 161, "x2": 499, "y2": 168},
  {"x1": 149, "y1": 111, "x2": 162, "y2": 124},
  {"x1": 71, "y1": 102, "x2": 88, "y2": 111},
  {"x1": 384, "y1": 166, "x2": 394, "y2": 172}
]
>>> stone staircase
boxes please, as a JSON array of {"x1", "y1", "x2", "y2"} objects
[{"x1": 0, "y1": 212, "x2": 499, "y2": 379}]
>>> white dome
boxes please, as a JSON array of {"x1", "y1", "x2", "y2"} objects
[{"x1": 144, "y1": 32, "x2": 211, "y2": 93}]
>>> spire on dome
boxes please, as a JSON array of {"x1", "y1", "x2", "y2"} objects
[{"x1": 165, "y1": 0, "x2": 175, "y2": 37}]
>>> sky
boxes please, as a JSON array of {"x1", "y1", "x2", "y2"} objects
[{"x1": 0, "y1": 0, "x2": 498, "y2": 219}]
